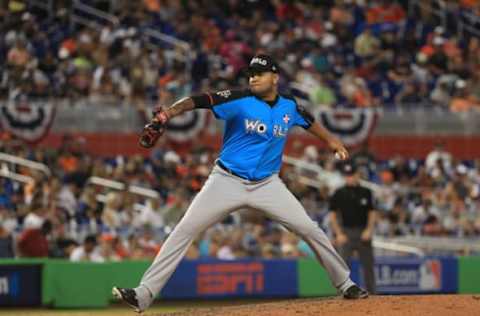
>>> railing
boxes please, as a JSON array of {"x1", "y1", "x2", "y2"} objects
[
  {"x1": 283, "y1": 155, "x2": 384, "y2": 195},
  {"x1": 26, "y1": 0, "x2": 54, "y2": 18},
  {"x1": 0, "y1": 153, "x2": 161, "y2": 213},
  {"x1": 409, "y1": 0, "x2": 480, "y2": 39},
  {"x1": 70, "y1": 0, "x2": 193, "y2": 66},
  {"x1": 0, "y1": 152, "x2": 51, "y2": 177},
  {"x1": 459, "y1": 9, "x2": 480, "y2": 38},
  {"x1": 0, "y1": 166, "x2": 34, "y2": 184},
  {"x1": 142, "y1": 28, "x2": 191, "y2": 52},
  {"x1": 71, "y1": 0, "x2": 119, "y2": 27},
  {"x1": 384, "y1": 235, "x2": 480, "y2": 255},
  {"x1": 408, "y1": 0, "x2": 447, "y2": 29},
  {"x1": 87, "y1": 176, "x2": 159, "y2": 199},
  {"x1": 372, "y1": 238, "x2": 425, "y2": 257}
]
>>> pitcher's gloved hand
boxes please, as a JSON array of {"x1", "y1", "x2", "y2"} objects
[
  {"x1": 139, "y1": 121, "x2": 165, "y2": 148},
  {"x1": 139, "y1": 107, "x2": 169, "y2": 148},
  {"x1": 152, "y1": 106, "x2": 170, "y2": 125}
]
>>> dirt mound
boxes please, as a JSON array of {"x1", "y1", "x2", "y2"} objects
[{"x1": 160, "y1": 295, "x2": 480, "y2": 316}]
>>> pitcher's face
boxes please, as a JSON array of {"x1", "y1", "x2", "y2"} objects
[{"x1": 249, "y1": 71, "x2": 278, "y2": 96}]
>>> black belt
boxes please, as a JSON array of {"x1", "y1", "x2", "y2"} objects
[{"x1": 216, "y1": 160, "x2": 245, "y2": 179}]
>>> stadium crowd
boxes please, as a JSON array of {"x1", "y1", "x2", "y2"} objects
[
  {"x1": 1, "y1": 0, "x2": 480, "y2": 111},
  {"x1": 0, "y1": 134, "x2": 479, "y2": 261},
  {"x1": 1, "y1": 0, "x2": 480, "y2": 261}
]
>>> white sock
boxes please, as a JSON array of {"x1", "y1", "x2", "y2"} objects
[{"x1": 338, "y1": 278, "x2": 355, "y2": 293}]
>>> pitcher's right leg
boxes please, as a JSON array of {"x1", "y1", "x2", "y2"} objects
[{"x1": 114, "y1": 167, "x2": 246, "y2": 312}]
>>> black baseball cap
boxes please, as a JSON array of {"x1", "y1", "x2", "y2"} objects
[
  {"x1": 247, "y1": 54, "x2": 278, "y2": 75},
  {"x1": 341, "y1": 162, "x2": 357, "y2": 176}
]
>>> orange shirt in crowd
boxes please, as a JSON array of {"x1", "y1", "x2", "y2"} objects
[
  {"x1": 367, "y1": 4, "x2": 405, "y2": 25},
  {"x1": 461, "y1": 0, "x2": 476, "y2": 8},
  {"x1": 58, "y1": 155, "x2": 79, "y2": 173},
  {"x1": 450, "y1": 96, "x2": 479, "y2": 112},
  {"x1": 143, "y1": 0, "x2": 160, "y2": 12},
  {"x1": 353, "y1": 90, "x2": 374, "y2": 107}
]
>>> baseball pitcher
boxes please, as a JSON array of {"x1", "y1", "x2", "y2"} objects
[{"x1": 113, "y1": 54, "x2": 368, "y2": 313}]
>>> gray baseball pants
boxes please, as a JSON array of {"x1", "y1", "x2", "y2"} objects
[{"x1": 136, "y1": 165, "x2": 351, "y2": 306}]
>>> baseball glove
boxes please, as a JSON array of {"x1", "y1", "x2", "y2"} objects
[{"x1": 139, "y1": 107, "x2": 170, "y2": 148}]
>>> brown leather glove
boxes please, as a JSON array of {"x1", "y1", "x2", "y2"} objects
[
  {"x1": 138, "y1": 107, "x2": 170, "y2": 148},
  {"x1": 139, "y1": 121, "x2": 165, "y2": 148}
]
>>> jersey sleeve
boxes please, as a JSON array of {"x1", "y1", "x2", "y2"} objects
[
  {"x1": 191, "y1": 89, "x2": 250, "y2": 120},
  {"x1": 293, "y1": 104, "x2": 315, "y2": 129}
]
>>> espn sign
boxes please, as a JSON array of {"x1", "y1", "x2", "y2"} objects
[
  {"x1": 197, "y1": 262, "x2": 264, "y2": 295},
  {"x1": 0, "y1": 273, "x2": 19, "y2": 298},
  {"x1": 0, "y1": 265, "x2": 41, "y2": 306}
]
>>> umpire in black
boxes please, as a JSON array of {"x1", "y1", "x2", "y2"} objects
[{"x1": 329, "y1": 161, "x2": 377, "y2": 294}]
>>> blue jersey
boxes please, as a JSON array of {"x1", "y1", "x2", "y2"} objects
[{"x1": 192, "y1": 89, "x2": 314, "y2": 181}]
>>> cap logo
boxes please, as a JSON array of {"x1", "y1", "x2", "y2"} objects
[
  {"x1": 216, "y1": 90, "x2": 231, "y2": 98},
  {"x1": 251, "y1": 57, "x2": 268, "y2": 66}
]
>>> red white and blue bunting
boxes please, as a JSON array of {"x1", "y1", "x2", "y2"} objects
[
  {"x1": 0, "y1": 100, "x2": 56, "y2": 143},
  {"x1": 313, "y1": 107, "x2": 379, "y2": 147}
]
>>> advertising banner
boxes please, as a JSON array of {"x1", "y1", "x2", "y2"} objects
[
  {"x1": 297, "y1": 259, "x2": 336, "y2": 297},
  {"x1": 0, "y1": 265, "x2": 42, "y2": 306},
  {"x1": 350, "y1": 257, "x2": 458, "y2": 294},
  {"x1": 458, "y1": 256, "x2": 480, "y2": 294},
  {"x1": 161, "y1": 259, "x2": 297, "y2": 299}
]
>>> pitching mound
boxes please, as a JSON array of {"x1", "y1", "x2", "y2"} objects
[{"x1": 160, "y1": 295, "x2": 480, "y2": 316}]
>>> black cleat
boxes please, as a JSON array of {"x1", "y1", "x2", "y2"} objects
[
  {"x1": 112, "y1": 287, "x2": 143, "y2": 313},
  {"x1": 343, "y1": 285, "x2": 369, "y2": 299}
]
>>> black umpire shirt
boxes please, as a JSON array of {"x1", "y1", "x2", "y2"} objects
[{"x1": 329, "y1": 185, "x2": 374, "y2": 228}]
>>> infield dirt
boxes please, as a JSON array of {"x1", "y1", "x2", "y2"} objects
[{"x1": 160, "y1": 294, "x2": 480, "y2": 316}]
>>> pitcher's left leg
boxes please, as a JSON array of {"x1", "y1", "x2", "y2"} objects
[{"x1": 247, "y1": 176, "x2": 350, "y2": 289}]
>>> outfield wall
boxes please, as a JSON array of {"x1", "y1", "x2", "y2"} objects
[{"x1": 0, "y1": 256, "x2": 478, "y2": 308}]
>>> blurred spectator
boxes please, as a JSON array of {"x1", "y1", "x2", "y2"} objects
[
  {"x1": 425, "y1": 141, "x2": 452, "y2": 175},
  {"x1": 354, "y1": 28, "x2": 380, "y2": 59},
  {"x1": 308, "y1": 74, "x2": 337, "y2": 107},
  {"x1": 1, "y1": 1, "x2": 480, "y2": 262},
  {"x1": 449, "y1": 80, "x2": 480, "y2": 112},
  {"x1": 132, "y1": 197, "x2": 165, "y2": 229},
  {"x1": 216, "y1": 234, "x2": 236, "y2": 260},
  {"x1": 135, "y1": 227, "x2": 160, "y2": 259},
  {"x1": 98, "y1": 234, "x2": 122, "y2": 261},
  {"x1": 0, "y1": 0, "x2": 477, "y2": 111},
  {"x1": 70, "y1": 234, "x2": 105, "y2": 262},
  {"x1": 366, "y1": 0, "x2": 405, "y2": 25},
  {"x1": 57, "y1": 178, "x2": 80, "y2": 218},
  {"x1": 23, "y1": 202, "x2": 48, "y2": 229},
  {"x1": 102, "y1": 192, "x2": 125, "y2": 230},
  {"x1": 388, "y1": 198, "x2": 412, "y2": 236},
  {"x1": 0, "y1": 223, "x2": 14, "y2": 258},
  {"x1": 17, "y1": 220, "x2": 52, "y2": 257},
  {"x1": 0, "y1": 137, "x2": 479, "y2": 260}
]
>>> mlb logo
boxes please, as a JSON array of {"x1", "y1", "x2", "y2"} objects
[
  {"x1": 419, "y1": 260, "x2": 442, "y2": 290},
  {"x1": 283, "y1": 114, "x2": 290, "y2": 124}
]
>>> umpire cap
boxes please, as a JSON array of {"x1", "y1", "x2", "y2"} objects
[
  {"x1": 341, "y1": 161, "x2": 357, "y2": 176},
  {"x1": 247, "y1": 54, "x2": 278, "y2": 74}
]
